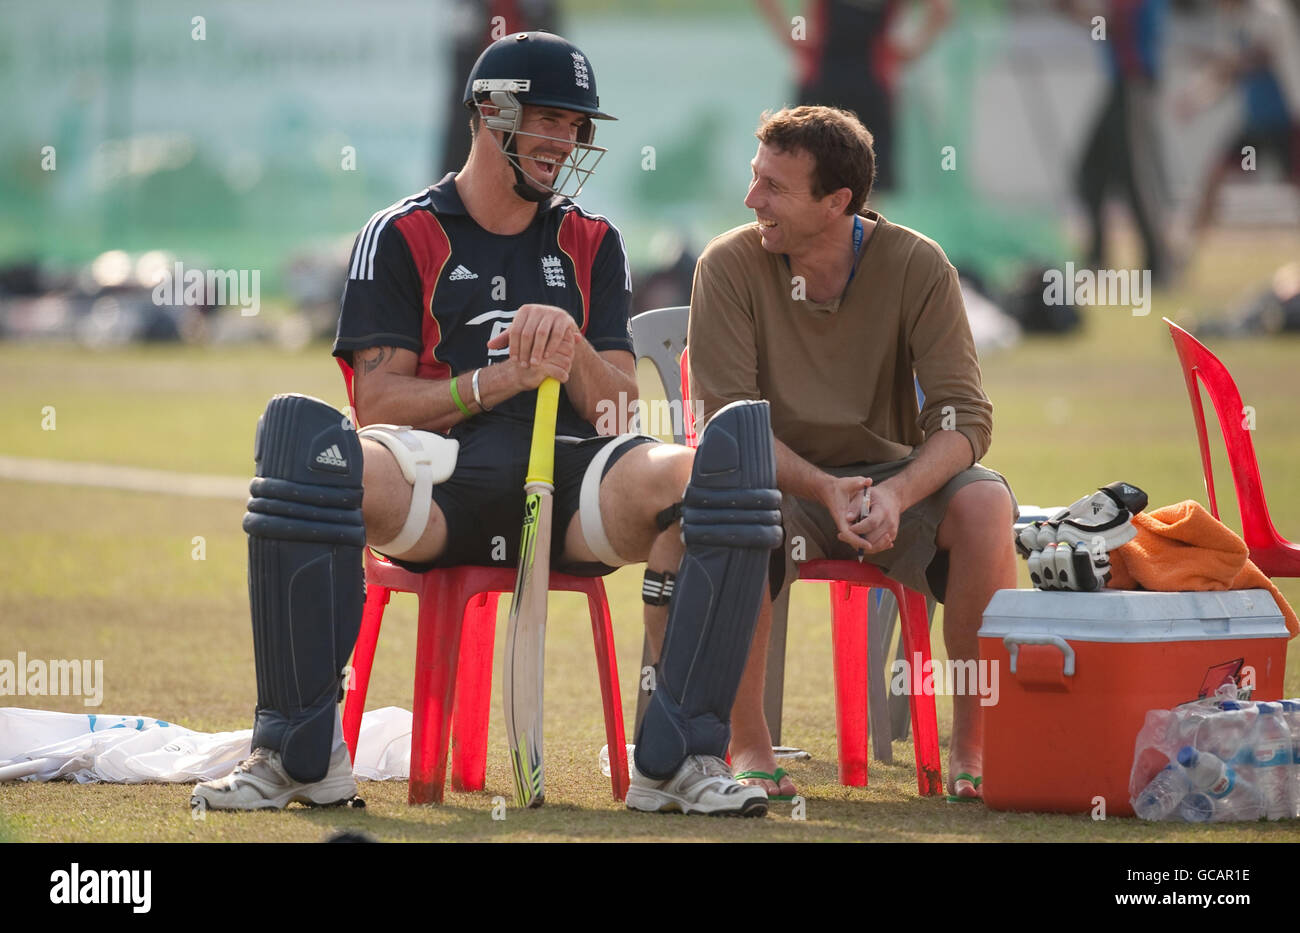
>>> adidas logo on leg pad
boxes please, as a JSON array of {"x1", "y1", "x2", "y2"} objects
[{"x1": 316, "y1": 444, "x2": 348, "y2": 468}]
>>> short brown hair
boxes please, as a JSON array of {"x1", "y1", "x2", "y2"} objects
[{"x1": 755, "y1": 106, "x2": 876, "y2": 215}]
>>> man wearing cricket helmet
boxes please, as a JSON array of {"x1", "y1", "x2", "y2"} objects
[
  {"x1": 193, "y1": 31, "x2": 783, "y2": 817},
  {"x1": 689, "y1": 105, "x2": 1020, "y2": 802}
]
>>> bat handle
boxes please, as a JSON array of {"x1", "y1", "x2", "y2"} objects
[{"x1": 526, "y1": 378, "x2": 560, "y2": 486}]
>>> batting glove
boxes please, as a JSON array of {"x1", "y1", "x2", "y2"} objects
[{"x1": 1015, "y1": 481, "x2": 1148, "y2": 591}]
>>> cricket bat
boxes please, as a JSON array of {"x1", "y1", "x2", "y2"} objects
[{"x1": 504, "y1": 376, "x2": 560, "y2": 808}]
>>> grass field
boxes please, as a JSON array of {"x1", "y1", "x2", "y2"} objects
[{"x1": 2, "y1": 229, "x2": 1300, "y2": 842}]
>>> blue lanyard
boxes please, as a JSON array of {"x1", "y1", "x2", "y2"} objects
[{"x1": 847, "y1": 214, "x2": 864, "y2": 285}]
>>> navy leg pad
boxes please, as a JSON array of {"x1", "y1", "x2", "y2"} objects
[
  {"x1": 633, "y1": 399, "x2": 782, "y2": 780},
  {"x1": 244, "y1": 394, "x2": 365, "y2": 783}
]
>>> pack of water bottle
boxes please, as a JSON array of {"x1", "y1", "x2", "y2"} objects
[{"x1": 1129, "y1": 684, "x2": 1300, "y2": 822}]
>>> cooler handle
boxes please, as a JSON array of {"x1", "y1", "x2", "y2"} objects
[{"x1": 1004, "y1": 634, "x2": 1076, "y2": 676}]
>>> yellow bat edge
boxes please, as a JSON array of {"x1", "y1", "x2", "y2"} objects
[{"x1": 526, "y1": 378, "x2": 560, "y2": 486}]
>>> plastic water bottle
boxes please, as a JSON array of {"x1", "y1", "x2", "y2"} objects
[
  {"x1": 598, "y1": 743, "x2": 635, "y2": 778},
  {"x1": 1178, "y1": 789, "x2": 1263, "y2": 823},
  {"x1": 1281, "y1": 700, "x2": 1300, "y2": 819},
  {"x1": 1134, "y1": 763, "x2": 1190, "y2": 821},
  {"x1": 1199, "y1": 702, "x2": 1256, "y2": 769},
  {"x1": 1247, "y1": 702, "x2": 1292, "y2": 820},
  {"x1": 1175, "y1": 746, "x2": 1261, "y2": 822},
  {"x1": 1177, "y1": 746, "x2": 1235, "y2": 797}
]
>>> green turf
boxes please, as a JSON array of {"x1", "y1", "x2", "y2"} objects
[{"x1": 2, "y1": 230, "x2": 1299, "y2": 842}]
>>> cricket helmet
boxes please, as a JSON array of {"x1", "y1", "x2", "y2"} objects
[{"x1": 463, "y1": 31, "x2": 615, "y2": 200}]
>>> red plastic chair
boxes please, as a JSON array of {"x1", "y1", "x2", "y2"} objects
[
  {"x1": 336, "y1": 359, "x2": 629, "y2": 804},
  {"x1": 680, "y1": 348, "x2": 943, "y2": 795},
  {"x1": 1165, "y1": 318, "x2": 1300, "y2": 577}
]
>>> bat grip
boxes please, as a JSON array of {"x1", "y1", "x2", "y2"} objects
[{"x1": 526, "y1": 378, "x2": 560, "y2": 486}]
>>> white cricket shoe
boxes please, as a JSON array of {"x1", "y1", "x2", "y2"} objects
[
  {"x1": 191, "y1": 743, "x2": 357, "y2": 811},
  {"x1": 625, "y1": 754, "x2": 768, "y2": 817}
]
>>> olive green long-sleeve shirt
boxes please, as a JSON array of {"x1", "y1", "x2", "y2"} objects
[{"x1": 687, "y1": 212, "x2": 993, "y2": 468}]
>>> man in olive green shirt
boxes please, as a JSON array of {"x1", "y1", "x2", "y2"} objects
[{"x1": 689, "y1": 106, "x2": 1018, "y2": 801}]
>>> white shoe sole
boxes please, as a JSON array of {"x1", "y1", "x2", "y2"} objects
[
  {"x1": 191, "y1": 774, "x2": 357, "y2": 811},
  {"x1": 625, "y1": 786, "x2": 767, "y2": 818},
  {"x1": 191, "y1": 749, "x2": 358, "y2": 812}
]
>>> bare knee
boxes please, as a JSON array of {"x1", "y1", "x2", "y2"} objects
[
  {"x1": 595, "y1": 443, "x2": 693, "y2": 563},
  {"x1": 938, "y1": 481, "x2": 1015, "y2": 552},
  {"x1": 650, "y1": 445, "x2": 693, "y2": 516}
]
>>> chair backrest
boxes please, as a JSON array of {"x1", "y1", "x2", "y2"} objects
[
  {"x1": 337, "y1": 357, "x2": 357, "y2": 412},
  {"x1": 679, "y1": 345, "x2": 698, "y2": 448},
  {"x1": 1163, "y1": 317, "x2": 1286, "y2": 550},
  {"x1": 629, "y1": 306, "x2": 689, "y2": 445}
]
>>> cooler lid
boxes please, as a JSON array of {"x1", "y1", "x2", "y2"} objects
[{"x1": 979, "y1": 589, "x2": 1289, "y2": 643}]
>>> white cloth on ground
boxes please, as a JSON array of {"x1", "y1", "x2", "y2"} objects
[{"x1": 0, "y1": 706, "x2": 413, "y2": 783}]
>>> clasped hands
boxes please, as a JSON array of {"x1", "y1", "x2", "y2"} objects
[
  {"x1": 819, "y1": 473, "x2": 902, "y2": 555},
  {"x1": 486, "y1": 303, "x2": 580, "y2": 390}
]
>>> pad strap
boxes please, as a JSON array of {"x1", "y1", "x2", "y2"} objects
[
  {"x1": 655, "y1": 501, "x2": 683, "y2": 531},
  {"x1": 642, "y1": 569, "x2": 676, "y2": 606},
  {"x1": 578, "y1": 433, "x2": 646, "y2": 567},
  {"x1": 357, "y1": 425, "x2": 458, "y2": 556}
]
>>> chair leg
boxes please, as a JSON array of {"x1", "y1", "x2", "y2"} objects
[
  {"x1": 451, "y1": 591, "x2": 499, "y2": 792},
  {"x1": 409, "y1": 575, "x2": 469, "y2": 805},
  {"x1": 764, "y1": 585, "x2": 792, "y2": 745},
  {"x1": 343, "y1": 583, "x2": 391, "y2": 763},
  {"x1": 830, "y1": 581, "x2": 872, "y2": 786},
  {"x1": 867, "y1": 589, "x2": 896, "y2": 764},
  {"x1": 898, "y1": 587, "x2": 943, "y2": 796},
  {"x1": 586, "y1": 582, "x2": 629, "y2": 800}
]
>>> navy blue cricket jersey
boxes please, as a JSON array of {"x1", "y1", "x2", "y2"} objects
[{"x1": 333, "y1": 172, "x2": 634, "y2": 439}]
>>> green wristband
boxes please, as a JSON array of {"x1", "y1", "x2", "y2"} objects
[{"x1": 449, "y1": 373, "x2": 473, "y2": 418}]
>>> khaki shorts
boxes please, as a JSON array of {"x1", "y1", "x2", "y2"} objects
[{"x1": 772, "y1": 456, "x2": 1019, "y2": 604}]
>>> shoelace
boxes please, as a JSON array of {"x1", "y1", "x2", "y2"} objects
[
  {"x1": 234, "y1": 748, "x2": 273, "y2": 774},
  {"x1": 693, "y1": 755, "x2": 733, "y2": 780}
]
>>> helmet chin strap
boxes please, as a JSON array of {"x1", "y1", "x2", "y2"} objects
[{"x1": 503, "y1": 131, "x2": 552, "y2": 203}]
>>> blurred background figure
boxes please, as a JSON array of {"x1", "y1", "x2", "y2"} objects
[
  {"x1": 1063, "y1": 0, "x2": 1177, "y2": 285},
  {"x1": 755, "y1": 0, "x2": 953, "y2": 193},
  {"x1": 439, "y1": 0, "x2": 564, "y2": 177},
  {"x1": 1177, "y1": 0, "x2": 1300, "y2": 246},
  {"x1": 8, "y1": 0, "x2": 1300, "y2": 347},
  {"x1": 1194, "y1": 260, "x2": 1300, "y2": 335}
]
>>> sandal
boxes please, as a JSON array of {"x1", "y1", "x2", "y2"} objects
[
  {"x1": 945, "y1": 772, "x2": 983, "y2": 803},
  {"x1": 734, "y1": 767, "x2": 797, "y2": 802}
]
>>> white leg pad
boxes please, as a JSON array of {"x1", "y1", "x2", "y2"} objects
[
  {"x1": 578, "y1": 434, "x2": 651, "y2": 568},
  {"x1": 357, "y1": 424, "x2": 459, "y2": 557}
]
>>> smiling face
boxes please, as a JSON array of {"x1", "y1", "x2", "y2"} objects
[
  {"x1": 512, "y1": 105, "x2": 589, "y2": 193},
  {"x1": 744, "y1": 142, "x2": 842, "y2": 256}
]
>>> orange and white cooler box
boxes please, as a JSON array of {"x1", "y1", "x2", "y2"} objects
[{"x1": 978, "y1": 588, "x2": 1289, "y2": 816}]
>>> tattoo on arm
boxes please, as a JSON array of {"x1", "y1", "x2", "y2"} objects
[{"x1": 357, "y1": 346, "x2": 394, "y2": 375}]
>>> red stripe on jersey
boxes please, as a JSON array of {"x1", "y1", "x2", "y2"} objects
[
  {"x1": 395, "y1": 210, "x2": 453, "y2": 381},
  {"x1": 556, "y1": 209, "x2": 608, "y2": 335}
]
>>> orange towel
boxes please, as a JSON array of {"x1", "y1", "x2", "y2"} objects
[{"x1": 1107, "y1": 500, "x2": 1298, "y2": 637}]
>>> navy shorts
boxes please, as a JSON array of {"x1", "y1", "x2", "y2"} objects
[{"x1": 388, "y1": 421, "x2": 656, "y2": 577}]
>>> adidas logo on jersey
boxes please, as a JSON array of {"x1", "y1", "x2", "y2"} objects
[
  {"x1": 448, "y1": 265, "x2": 478, "y2": 281},
  {"x1": 315, "y1": 444, "x2": 348, "y2": 468}
]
